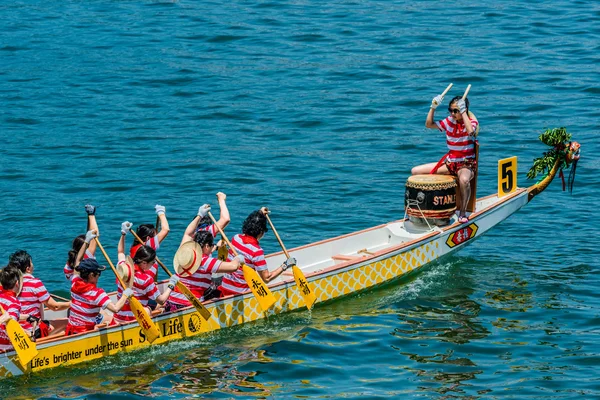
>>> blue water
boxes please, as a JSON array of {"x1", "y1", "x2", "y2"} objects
[{"x1": 1, "y1": 0, "x2": 599, "y2": 398}]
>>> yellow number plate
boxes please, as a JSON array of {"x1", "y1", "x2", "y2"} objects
[{"x1": 498, "y1": 156, "x2": 517, "y2": 197}]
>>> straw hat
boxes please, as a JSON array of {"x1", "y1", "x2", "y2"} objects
[
  {"x1": 117, "y1": 256, "x2": 135, "y2": 288},
  {"x1": 173, "y1": 241, "x2": 203, "y2": 277}
]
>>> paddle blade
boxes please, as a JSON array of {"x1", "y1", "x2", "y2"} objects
[
  {"x1": 6, "y1": 319, "x2": 37, "y2": 366},
  {"x1": 176, "y1": 283, "x2": 212, "y2": 321},
  {"x1": 129, "y1": 297, "x2": 160, "y2": 343},
  {"x1": 242, "y1": 265, "x2": 276, "y2": 311},
  {"x1": 291, "y1": 266, "x2": 316, "y2": 310}
]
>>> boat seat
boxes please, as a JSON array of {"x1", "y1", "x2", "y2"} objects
[
  {"x1": 357, "y1": 248, "x2": 375, "y2": 256},
  {"x1": 332, "y1": 254, "x2": 359, "y2": 262}
]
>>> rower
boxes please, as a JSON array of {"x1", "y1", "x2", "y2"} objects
[
  {"x1": 112, "y1": 222, "x2": 179, "y2": 323},
  {"x1": 8, "y1": 250, "x2": 70, "y2": 339},
  {"x1": 218, "y1": 207, "x2": 296, "y2": 297},
  {"x1": 129, "y1": 205, "x2": 170, "y2": 281},
  {"x1": 411, "y1": 88, "x2": 478, "y2": 224},
  {"x1": 180, "y1": 192, "x2": 230, "y2": 260},
  {"x1": 168, "y1": 231, "x2": 243, "y2": 309},
  {"x1": 0, "y1": 266, "x2": 24, "y2": 351},
  {"x1": 65, "y1": 230, "x2": 132, "y2": 336}
]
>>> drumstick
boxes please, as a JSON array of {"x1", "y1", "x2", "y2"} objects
[
  {"x1": 462, "y1": 84, "x2": 471, "y2": 100},
  {"x1": 441, "y1": 83, "x2": 453, "y2": 97}
]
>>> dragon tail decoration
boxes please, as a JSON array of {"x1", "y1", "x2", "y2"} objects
[{"x1": 526, "y1": 127, "x2": 580, "y2": 201}]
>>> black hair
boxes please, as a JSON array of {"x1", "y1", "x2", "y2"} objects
[
  {"x1": 198, "y1": 215, "x2": 212, "y2": 228},
  {"x1": 194, "y1": 230, "x2": 215, "y2": 247},
  {"x1": 8, "y1": 250, "x2": 32, "y2": 273},
  {"x1": 0, "y1": 266, "x2": 21, "y2": 291},
  {"x1": 449, "y1": 96, "x2": 469, "y2": 114},
  {"x1": 133, "y1": 245, "x2": 156, "y2": 264},
  {"x1": 77, "y1": 269, "x2": 94, "y2": 281},
  {"x1": 242, "y1": 210, "x2": 268, "y2": 239},
  {"x1": 133, "y1": 224, "x2": 156, "y2": 246},
  {"x1": 67, "y1": 234, "x2": 86, "y2": 267}
]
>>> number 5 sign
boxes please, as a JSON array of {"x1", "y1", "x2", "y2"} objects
[{"x1": 498, "y1": 156, "x2": 517, "y2": 197}]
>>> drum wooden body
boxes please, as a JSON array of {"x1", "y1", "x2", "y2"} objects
[{"x1": 405, "y1": 175, "x2": 457, "y2": 226}]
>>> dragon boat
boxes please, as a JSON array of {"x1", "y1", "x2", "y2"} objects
[{"x1": 0, "y1": 130, "x2": 580, "y2": 379}]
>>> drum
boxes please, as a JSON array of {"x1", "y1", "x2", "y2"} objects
[{"x1": 405, "y1": 175, "x2": 457, "y2": 226}]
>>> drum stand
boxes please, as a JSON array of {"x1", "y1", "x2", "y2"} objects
[{"x1": 403, "y1": 199, "x2": 444, "y2": 233}]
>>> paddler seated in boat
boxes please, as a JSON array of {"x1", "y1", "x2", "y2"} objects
[
  {"x1": 0, "y1": 266, "x2": 24, "y2": 351},
  {"x1": 412, "y1": 94, "x2": 478, "y2": 224},
  {"x1": 64, "y1": 204, "x2": 100, "y2": 280},
  {"x1": 218, "y1": 207, "x2": 297, "y2": 298},
  {"x1": 8, "y1": 250, "x2": 70, "y2": 339},
  {"x1": 130, "y1": 204, "x2": 170, "y2": 280},
  {"x1": 65, "y1": 231, "x2": 133, "y2": 336},
  {"x1": 168, "y1": 231, "x2": 244, "y2": 309},
  {"x1": 112, "y1": 222, "x2": 179, "y2": 323}
]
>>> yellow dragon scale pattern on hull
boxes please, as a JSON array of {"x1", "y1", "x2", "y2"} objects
[{"x1": 0, "y1": 241, "x2": 440, "y2": 378}]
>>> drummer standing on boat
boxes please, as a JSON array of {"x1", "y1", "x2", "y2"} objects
[{"x1": 411, "y1": 91, "x2": 478, "y2": 223}]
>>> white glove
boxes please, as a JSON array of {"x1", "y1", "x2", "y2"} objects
[
  {"x1": 84, "y1": 204, "x2": 96, "y2": 215},
  {"x1": 282, "y1": 257, "x2": 297, "y2": 271},
  {"x1": 457, "y1": 99, "x2": 467, "y2": 114},
  {"x1": 84, "y1": 230, "x2": 97, "y2": 244},
  {"x1": 155, "y1": 204, "x2": 166, "y2": 216},
  {"x1": 235, "y1": 254, "x2": 245, "y2": 264},
  {"x1": 121, "y1": 221, "x2": 133, "y2": 235},
  {"x1": 198, "y1": 204, "x2": 211, "y2": 218},
  {"x1": 431, "y1": 94, "x2": 444, "y2": 109},
  {"x1": 168, "y1": 275, "x2": 180, "y2": 287},
  {"x1": 123, "y1": 288, "x2": 134, "y2": 298}
]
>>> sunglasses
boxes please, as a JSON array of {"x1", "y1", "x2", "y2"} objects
[
  {"x1": 448, "y1": 108, "x2": 461, "y2": 114},
  {"x1": 92, "y1": 271, "x2": 102, "y2": 277}
]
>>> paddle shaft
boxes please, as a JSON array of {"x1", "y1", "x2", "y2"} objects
[
  {"x1": 207, "y1": 212, "x2": 239, "y2": 257},
  {"x1": 94, "y1": 238, "x2": 128, "y2": 289},
  {"x1": 441, "y1": 83, "x2": 453, "y2": 98},
  {"x1": 462, "y1": 84, "x2": 471, "y2": 100},
  {"x1": 264, "y1": 214, "x2": 290, "y2": 258}
]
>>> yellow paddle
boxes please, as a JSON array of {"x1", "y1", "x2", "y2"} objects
[
  {"x1": 0, "y1": 304, "x2": 37, "y2": 367},
  {"x1": 264, "y1": 214, "x2": 316, "y2": 310},
  {"x1": 129, "y1": 229, "x2": 212, "y2": 321},
  {"x1": 95, "y1": 238, "x2": 160, "y2": 343},
  {"x1": 207, "y1": 211, "x2": 276, "y2": 311}
]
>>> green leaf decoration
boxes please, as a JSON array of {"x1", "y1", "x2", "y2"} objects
[{"x1": 527, "y1": 127, "x2": 571, "y2": 180}]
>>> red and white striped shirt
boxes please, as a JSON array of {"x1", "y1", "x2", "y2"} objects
[
  {"x1": 64, "y1": 248, "x2": 95, "y2": 280},
  {"x1": 170, "y1": 254, "x2": 222, "y2": 306},
  {"x1": 67, "y1": 276, "x2": 111, "y2": 328},
  {"x1": 113, "y1": 264, "x2": 159, "y2": 324},
  {"x1": 436, "y1": 116, "x2": 478, "y2": 163},
  {"x1": 130, "y1": 235, "x2": 160, "y2": 280},
  {"x1": 0, "y1": 289, "x2": 21, "y2": 352},
  {"x1": 196, "y1": 224, "x2": 218, "y2": 238},
  {"x1": 220, "y1": 234, "x2": 267, "y2": 295},
  {"x1": 18, "y1": 274, "x2": 51, "y2": 330}
]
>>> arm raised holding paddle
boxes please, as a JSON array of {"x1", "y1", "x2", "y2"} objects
[
  {"x1": 181, "y1": 193, "x2": 230, "y2": 247},
  {"x1": 130, "y1": 205, "x2": 171, "y2": 281}
]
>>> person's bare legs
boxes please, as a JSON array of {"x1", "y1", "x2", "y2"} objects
[
  {"x1": 411, "y1": 163, "x2": 450, "y2": 175},
  {"x1": 457, "y1": 168, "x2": 474, "y2": 218}
]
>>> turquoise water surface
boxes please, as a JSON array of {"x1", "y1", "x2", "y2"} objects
[{"x1": 1, "y1": 0, "x2": 599, "y2": 398}]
